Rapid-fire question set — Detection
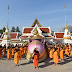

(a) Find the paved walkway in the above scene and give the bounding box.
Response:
[0,56,72,72]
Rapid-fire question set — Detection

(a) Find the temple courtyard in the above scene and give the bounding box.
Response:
[0,56,72,72]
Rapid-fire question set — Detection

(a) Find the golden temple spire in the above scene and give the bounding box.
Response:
[6,5,9,30]
[64,3,67,29]
[7,19,8,30]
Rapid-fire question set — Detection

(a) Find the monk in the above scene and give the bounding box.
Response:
[20,46,23,57]
[2,46,6,57]
[33,50,39,68]
[70,44,72,58]
[65,47,69,57]
[23,46,27,55]
[49,47,53,59]
[60,47,64,61]
[7,48,11,60]
[53,48,59,65]
[14,49,19,66]
[12,47,15,58]
[0,50,1,59]
[0,45,2,59]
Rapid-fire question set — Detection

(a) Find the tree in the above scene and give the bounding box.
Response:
[61,25,72,33]
[16,26,20,32]
[0,29,3,34]
[2,27,6,32]
[11,26,15,32]
[51,30,54,36]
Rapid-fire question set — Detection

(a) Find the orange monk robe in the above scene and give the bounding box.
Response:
[2,48,6,57]
[24,47,27,54]
[34,54,38,67]
[20,47,23,56]
[48,48,50,55]
[70,50,72,58]
[63,46,65,54]
[0,48,2,54]
[56,47,60,56]
[18,51,21,58]
[0,48,2,58]
[65,48,69,55]
[12,48,15,56]
[14,52,19,64]
[60,49,64,60]
[53,51,59,63]
[49,49,53,58]
[7,49,11,59]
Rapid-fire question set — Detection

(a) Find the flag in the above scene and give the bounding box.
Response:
[8,5,9,10]
[64,4,66,8]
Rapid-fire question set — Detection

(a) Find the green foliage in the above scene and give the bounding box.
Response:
[3,27,6,32]
[61,25,72,33]
[0,27,6,34]
[0,29,3,34]
[16,26,20,32]
[51,30,54,36]
[11,26,15,32]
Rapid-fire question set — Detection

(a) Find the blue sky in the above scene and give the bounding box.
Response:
[0,0,72,32]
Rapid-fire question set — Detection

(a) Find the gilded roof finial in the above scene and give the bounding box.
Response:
[6,5,9,30]
[64,3,68,29]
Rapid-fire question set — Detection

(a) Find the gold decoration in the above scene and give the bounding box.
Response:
[31,36,42,40]
[26,48,47,62]
[34,27,39,36]
[7,19,8,30]
[63,37,71,39]
[31,18,42,27]
[65,24,67,29]
[29,41,42,45]
[67,32,69,35]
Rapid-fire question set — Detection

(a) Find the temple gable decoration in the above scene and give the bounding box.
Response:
[31,18,42,27]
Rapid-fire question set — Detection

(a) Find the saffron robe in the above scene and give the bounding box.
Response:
[12,48,15,56]
[14,52,19,64]
[34,54,38,67]
[60,49,64,60]
[7,49,11,59]
[70,50,72,58]
[53,51,59,63]
[65,48,69,55]
[0,48,2,58]
[2,48,6,56]
[49,49,53,58]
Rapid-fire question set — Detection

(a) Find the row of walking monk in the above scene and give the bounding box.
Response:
[0,43,72,68]
[45,43,72,65]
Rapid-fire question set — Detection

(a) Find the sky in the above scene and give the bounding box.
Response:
[0,0,72,32]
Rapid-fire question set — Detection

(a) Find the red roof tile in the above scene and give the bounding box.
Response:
[10,33,17,39]
[23,28,33,33]
[55,33,64,38]
[22,36,28,37]
[11,39,20,41]
[53,39,63,41]
[1,33,18,39]
[23,28,50,33]
[40,28,50,33]
[0,39,2,41]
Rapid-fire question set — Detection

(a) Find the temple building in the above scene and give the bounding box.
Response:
[0,18,53,46]
[21,18,53,43]
[54,4,72,44]
[0,4,72,46]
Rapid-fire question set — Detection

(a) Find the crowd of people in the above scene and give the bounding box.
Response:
[45,43,72,65]
[0,44,27,66]
[0,43,72,68]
